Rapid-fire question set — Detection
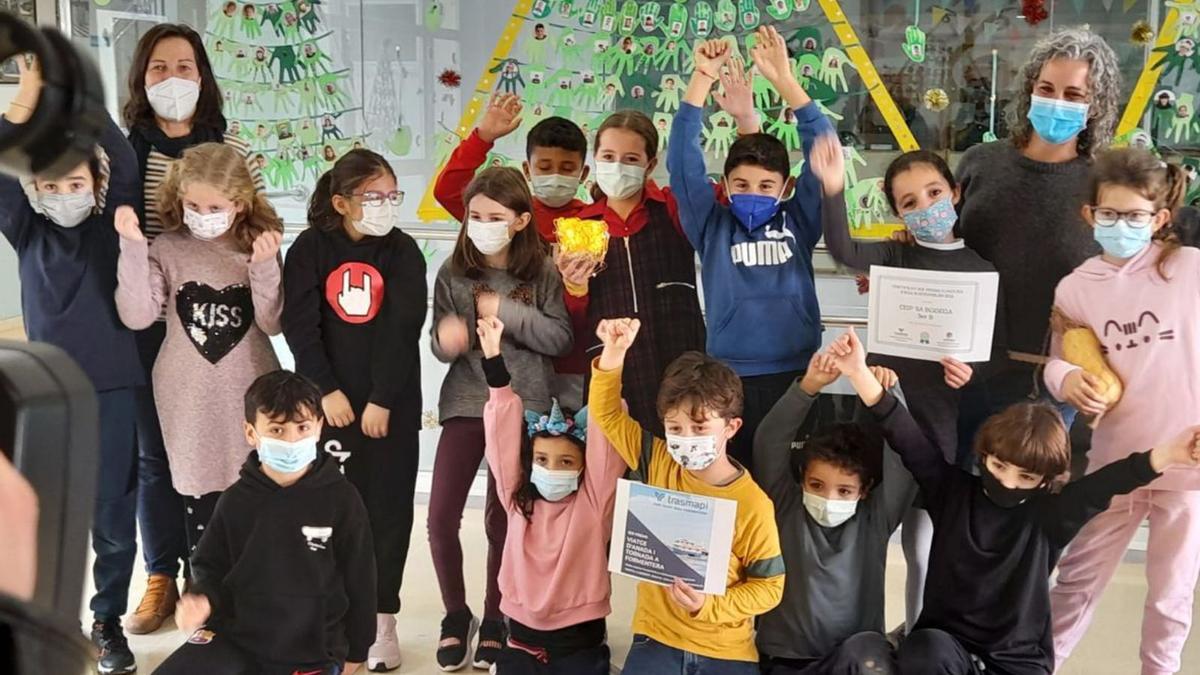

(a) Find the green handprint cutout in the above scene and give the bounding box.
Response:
[842,144,866,186]
[580,0,602,27]
[577,70,601,108]
[814,99,843,122]
[639,2,661,32]
[820,47,855,93]
[766,0,793,21]
[519,103,551,135]
[558,30,586,66]
[766,108,801,152]
[654,113,672,153]
[637,37,661,73]
[524,70,548,103]
[599,0,619,32]
[531,0,553,19]
[654,39,685,71]
[558,0,578,19]
[795,53,823,88]
[715,0,737,32]
[738,0,760,30]
[691,1,714,37]
[846,178,888,230]
[1169,93,1197,144]
[619,0,639,36]
[902,25,926,63]
[666,4,688,39]
[1152,38,1200,86]
[653,74,682,112]
[1168,2,1200,39]
[753,73,778,110]
[794,0,812,10]
[548,69,576,108]
[704,111,738,157]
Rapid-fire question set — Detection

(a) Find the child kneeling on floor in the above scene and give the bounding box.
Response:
[156,371,376,675]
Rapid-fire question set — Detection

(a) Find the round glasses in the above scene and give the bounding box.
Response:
[349,190,405,207]
[1090,207,1156,228]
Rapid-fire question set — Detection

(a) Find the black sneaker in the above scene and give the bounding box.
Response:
[90,619,136,674]
[473,618,506,670]
[437,609,478,672]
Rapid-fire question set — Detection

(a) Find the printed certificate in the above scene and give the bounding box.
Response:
[867,266,1000,362]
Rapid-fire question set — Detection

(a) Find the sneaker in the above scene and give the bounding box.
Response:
[90,619,136,674]
[472,618,506,670]
[125,573,178,635]
[368,613,402,672]
[437,609,478,672]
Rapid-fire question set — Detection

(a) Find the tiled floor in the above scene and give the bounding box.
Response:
[72,503,1197,675]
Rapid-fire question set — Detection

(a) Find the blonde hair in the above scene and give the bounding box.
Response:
[156,142,282,253]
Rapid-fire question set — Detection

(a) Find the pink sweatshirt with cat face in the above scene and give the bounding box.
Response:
[483,384,628,631]
[1045,243,1200,491]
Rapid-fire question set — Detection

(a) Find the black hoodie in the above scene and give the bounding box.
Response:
[190,451,376,666]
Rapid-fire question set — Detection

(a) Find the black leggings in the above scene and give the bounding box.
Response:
[761,631,896,674]
[184,492,222,555]
[896,629,986,675]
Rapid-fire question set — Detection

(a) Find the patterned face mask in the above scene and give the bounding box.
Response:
[901,197,957,243]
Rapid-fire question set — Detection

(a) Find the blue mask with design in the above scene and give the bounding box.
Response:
[1027,95,1089,145]
[729,191,783,232]
[1093,220,1153,259]
[902,197,958,243]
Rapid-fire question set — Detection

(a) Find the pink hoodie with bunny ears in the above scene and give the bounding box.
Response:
[484,383,628,630]
[1045,242,1200,491]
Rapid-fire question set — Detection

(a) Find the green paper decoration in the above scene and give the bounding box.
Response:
[691,1,714,37]
[738,0,760,31]
[766,0,792,21]
[667,4,688,39]
[715,0,737,32]
[531,0,553,19]
[619,0,639,35]
[639,2,661,32]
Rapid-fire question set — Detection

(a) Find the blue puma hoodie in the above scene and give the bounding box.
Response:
[667,101,832,376]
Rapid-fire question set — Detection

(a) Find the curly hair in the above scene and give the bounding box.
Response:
[1009,26,1121,159]
[156,143,283,254]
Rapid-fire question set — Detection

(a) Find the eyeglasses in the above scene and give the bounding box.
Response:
[1090,207,1157,228]
[349,190,405,207]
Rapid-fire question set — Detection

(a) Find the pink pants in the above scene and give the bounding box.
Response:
[1050,488,1200,675]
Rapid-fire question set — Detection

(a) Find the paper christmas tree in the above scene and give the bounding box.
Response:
[204,0,365,191]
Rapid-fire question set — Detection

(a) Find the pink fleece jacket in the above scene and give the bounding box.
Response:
[1045,243,1200,491]
[484,384,627,631]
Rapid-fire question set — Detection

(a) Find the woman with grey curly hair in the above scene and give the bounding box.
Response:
[956,26,1120,420]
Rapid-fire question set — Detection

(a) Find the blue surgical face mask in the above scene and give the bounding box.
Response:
[902,196,958,243]
[1027,94,1090,145]
[530,464,581,502]
[1093,219,1153,259]
[727,184,784,232]
[257,435,318,474]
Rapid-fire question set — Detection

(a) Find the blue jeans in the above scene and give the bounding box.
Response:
[622,635,758,675]
[134,323,187,578]
[89,388,140,621]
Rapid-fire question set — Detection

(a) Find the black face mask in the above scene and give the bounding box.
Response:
[979,466,1044,509]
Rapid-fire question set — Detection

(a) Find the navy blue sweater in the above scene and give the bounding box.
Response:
[0,114,143,392]
[667,101,833,377]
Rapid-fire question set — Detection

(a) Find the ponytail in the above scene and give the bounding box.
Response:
[307,171,339,232]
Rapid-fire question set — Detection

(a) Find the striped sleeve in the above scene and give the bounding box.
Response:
[693,491,785,624]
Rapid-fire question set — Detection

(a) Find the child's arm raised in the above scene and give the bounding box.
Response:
[0,57,43,248]
[1040,428,1200,547]
[248,230,285,336]
[495,258,573,358]
[810,134,897,270]
[828,329,953,508]
[589,319,653,474]
[753,353,834,511]
[433,93,522,222]
[480,316,522,513]
[363,238,429,438]
[114,230,169,331]
[667,39,731,253]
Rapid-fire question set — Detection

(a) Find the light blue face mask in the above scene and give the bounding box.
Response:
[902,197,958,243]
[257,435,318,474]
[1027,94,1090,145]
[530,464,581,502]
[1093,220,1153,259]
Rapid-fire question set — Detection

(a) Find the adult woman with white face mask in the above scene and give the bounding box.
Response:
[120,23,264,637]
[955,27,1120,422]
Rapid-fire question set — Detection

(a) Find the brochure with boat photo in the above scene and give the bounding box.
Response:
[608,479,737,595]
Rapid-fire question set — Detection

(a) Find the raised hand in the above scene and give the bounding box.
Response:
[114,206,144,242]
[692,39,732,78]
[800,352,840,395]
[437,315,471,359]
[713,57,757,128]
[596,317,641,351]
[809,133,846,196]
[250,230,283,264]
[749,25,792,85]
[361,403,390,439]
[175,593,211,634]
[477,315,505,359]
[826,328,868,375]
[477,92,523,143]
[336,268,373,317]
[322,390,356,428]
[941,357,973,390]
[8,54,41,123]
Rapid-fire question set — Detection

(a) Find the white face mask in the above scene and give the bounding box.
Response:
[595,161,646,200]
[530,174,582,208]
[353,202,397,237]
[39,191,96,228]
[803,490,859,528]
[146,77,201,122]
[530,464,581,502]
[664,434,718,470]
[467,219,513,255]
[183,207,232,240]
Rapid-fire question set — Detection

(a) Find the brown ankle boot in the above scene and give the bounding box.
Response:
[125,573,178,635]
